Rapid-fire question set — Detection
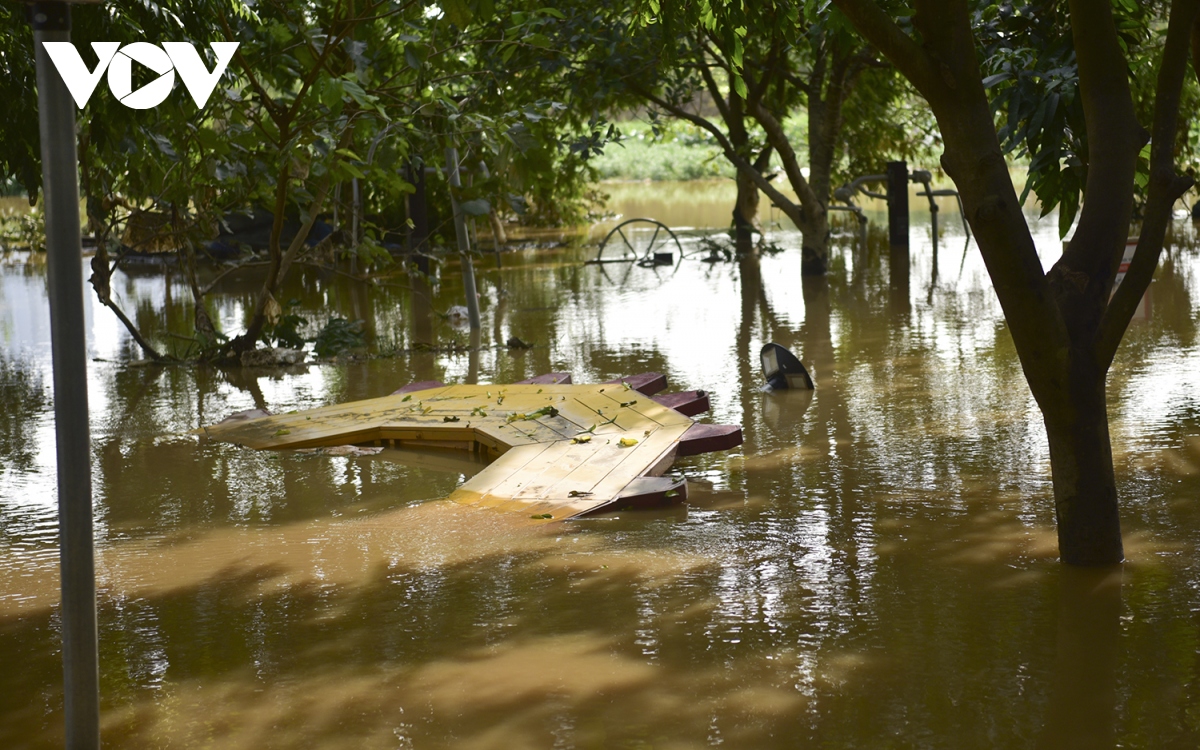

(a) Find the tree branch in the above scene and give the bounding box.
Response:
[1097,0,1200,367]
[1057,0,1145,292]
[696,43,734,129]
[630,83,803,226]
[750,98,823,216]
[276,177,333,287]
[830,0,939,93]
[218,15,286,131]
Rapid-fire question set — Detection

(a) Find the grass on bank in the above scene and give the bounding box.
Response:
[591,118,807,182]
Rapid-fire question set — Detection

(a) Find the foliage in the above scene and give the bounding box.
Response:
[0,205,44,252]
[0,0,636,361]
[0,4,44,203]
[312,317,367,358]
[977,0,1200,236]
[838,68,940,186]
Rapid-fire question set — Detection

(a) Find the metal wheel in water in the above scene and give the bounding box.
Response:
[589,218,684,267]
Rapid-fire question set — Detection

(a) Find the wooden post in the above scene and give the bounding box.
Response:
[32,2,100,747]
[886,160,909,249]
[444,145,481,331]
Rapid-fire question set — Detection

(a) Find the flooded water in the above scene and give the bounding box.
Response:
[3,181,1200,748]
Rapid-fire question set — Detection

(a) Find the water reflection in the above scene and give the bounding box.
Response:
[1037,566,1122,750]
[2,183,1200,747]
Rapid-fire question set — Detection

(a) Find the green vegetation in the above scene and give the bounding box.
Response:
[592,121,732,181]
[0,0,634,362]
[593,117,822,183]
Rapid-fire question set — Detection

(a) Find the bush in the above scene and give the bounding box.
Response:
[312,318,367,358]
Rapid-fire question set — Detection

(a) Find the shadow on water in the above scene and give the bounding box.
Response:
[1036,566,1122,750]
[0,493,1099,749]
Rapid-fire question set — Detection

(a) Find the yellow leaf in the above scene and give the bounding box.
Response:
[618,437,638,447]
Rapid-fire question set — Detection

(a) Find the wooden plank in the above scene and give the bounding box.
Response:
[201,380,744,523]
[676,423,743,456]
[482,439,596,502]
[566,391,651,432]
[452,443,553,504]
[577,476,688,516]
[515,372,572,385]
[201,390,453,446]
[590,389,694,429]
[540,425,685,501]
[604,372,667,395]
[391,379,446,395]
[651,390,710,417]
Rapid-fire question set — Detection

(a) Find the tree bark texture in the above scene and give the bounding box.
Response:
[734,166,761,247]
[1042,363,1123,566]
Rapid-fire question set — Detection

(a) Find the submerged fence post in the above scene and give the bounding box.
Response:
[886,160,909,249]
[32,2,100,748]
[444,145,482,331]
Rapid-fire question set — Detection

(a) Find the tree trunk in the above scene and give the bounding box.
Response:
[1041,369,1124,566]
[799,210,830,275]
[733,167,761,250]
[829,0,1136,565]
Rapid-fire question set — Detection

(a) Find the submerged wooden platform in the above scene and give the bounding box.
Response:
[199,375,742,522]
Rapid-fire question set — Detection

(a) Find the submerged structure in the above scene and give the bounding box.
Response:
[199,372,742,521]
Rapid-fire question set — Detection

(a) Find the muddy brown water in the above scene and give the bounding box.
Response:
[3,181,1200,748]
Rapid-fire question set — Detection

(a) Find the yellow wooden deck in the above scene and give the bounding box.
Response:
[199,383,697,521]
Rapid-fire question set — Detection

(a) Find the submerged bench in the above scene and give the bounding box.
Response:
[199,373,742,522]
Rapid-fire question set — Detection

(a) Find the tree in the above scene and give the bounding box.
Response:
[1,0,617,361]
[642,0,1198,564]
[610,4,918,271]
[819,0,1198,564]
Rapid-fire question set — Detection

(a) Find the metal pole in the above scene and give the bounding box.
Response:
[886,160,909,249]
[32,3,100,747]
[444,145,482,330]
[931,201,940,254]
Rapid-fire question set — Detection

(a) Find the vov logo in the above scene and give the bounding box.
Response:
[42,42,240,110]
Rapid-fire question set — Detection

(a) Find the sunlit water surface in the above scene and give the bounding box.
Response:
[3,182,1200,748]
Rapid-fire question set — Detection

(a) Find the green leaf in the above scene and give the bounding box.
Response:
[404,47,423,70]
[732,74,747,99]
[441,0,473,27]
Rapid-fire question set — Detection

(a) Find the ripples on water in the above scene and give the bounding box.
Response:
[2,183,1200,748]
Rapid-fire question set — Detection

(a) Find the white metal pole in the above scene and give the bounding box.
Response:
[32,2,100,747]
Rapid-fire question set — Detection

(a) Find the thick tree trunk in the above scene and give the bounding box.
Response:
[830,0,1159,565]
[733,168,761,250]
[1041,371,1124,566]
[799,211,830,275]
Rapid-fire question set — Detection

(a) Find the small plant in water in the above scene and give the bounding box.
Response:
[313,318,367,358]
